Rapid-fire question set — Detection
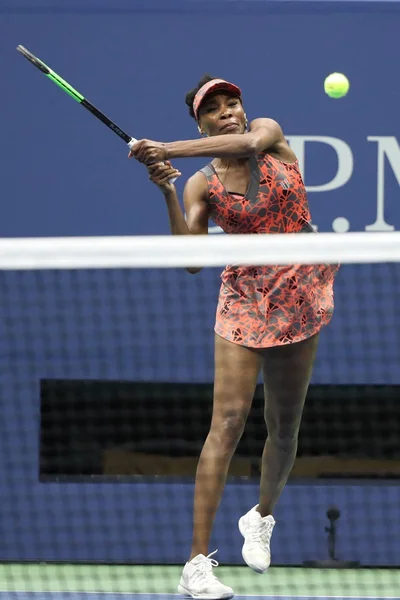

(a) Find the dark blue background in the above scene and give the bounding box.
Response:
[2,0,400,385]
[1,1,400,565]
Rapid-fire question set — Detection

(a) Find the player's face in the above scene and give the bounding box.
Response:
[198,92,246,136]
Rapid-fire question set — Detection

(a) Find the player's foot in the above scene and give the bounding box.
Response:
[178,550,234,599]
[238,505,275,573]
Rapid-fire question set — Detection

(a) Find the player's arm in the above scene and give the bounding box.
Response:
[168,118,284,159]
[178,172,209,273]
[130,119,285,163]
[148,164,209,273]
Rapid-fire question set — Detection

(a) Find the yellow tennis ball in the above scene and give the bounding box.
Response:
[324,73,350,98]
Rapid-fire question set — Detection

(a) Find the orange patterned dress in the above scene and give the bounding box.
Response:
[199,153,339,348]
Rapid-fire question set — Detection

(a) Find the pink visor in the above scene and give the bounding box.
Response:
[193,79,242,121]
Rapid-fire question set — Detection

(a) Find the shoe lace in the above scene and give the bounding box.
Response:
[250,519,274,549]
[192,550,220,584]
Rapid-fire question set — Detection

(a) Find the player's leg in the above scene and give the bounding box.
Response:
[259,333,319,513]
[191,333,262,557]
[239,333,319,573]
[179,334,262,599]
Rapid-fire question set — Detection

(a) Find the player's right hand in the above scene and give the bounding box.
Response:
[147,161,181,194]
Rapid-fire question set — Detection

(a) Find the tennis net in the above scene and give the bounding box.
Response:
[0,231,399,597]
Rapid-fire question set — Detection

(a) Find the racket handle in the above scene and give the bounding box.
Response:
[128,139,177,184]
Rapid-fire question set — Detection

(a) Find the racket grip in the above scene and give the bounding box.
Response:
[128,139,177,184]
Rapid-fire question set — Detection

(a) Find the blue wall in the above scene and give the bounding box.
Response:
[1,479,399,566]
[1,0,400,565]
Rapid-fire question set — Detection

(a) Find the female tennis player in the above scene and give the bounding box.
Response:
[129,75,339,600]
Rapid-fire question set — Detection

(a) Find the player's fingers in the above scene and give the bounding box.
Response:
[151,171,181,183]
[127,139,144,159]
[149,162,178,175]
[135,150,145,162]
[133,143,149,162]
[164,167,181,178]
[158,172,181,184]
[144,152,158,165]
[150,167,181,183]
[128,148,143,160]
[147,162,165,173]
[144,147,165,165]
[149,163,172,177]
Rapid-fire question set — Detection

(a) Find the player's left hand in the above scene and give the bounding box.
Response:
[128,139,168,164]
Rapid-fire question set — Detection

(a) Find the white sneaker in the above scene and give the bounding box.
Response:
[238,505,275,573]
[178,550,234,599]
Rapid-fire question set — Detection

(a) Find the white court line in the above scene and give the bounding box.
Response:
[2,593,399,597]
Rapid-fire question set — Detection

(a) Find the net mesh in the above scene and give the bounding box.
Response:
[0,232,399,598]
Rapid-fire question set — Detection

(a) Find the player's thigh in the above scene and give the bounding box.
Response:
[262,334,319,434]
[211,333,262,428]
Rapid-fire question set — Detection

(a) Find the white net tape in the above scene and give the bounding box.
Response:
[1,232,399,270]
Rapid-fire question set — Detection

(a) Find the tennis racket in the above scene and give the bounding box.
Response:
[16,45,177,183]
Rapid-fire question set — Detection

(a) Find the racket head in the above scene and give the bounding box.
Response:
[17,45,50,75]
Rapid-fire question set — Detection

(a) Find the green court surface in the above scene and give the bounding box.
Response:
[0,564,399,597]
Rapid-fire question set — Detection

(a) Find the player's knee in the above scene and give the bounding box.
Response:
[266,413,302,450]
[265,405,303,442]
[268,427,300,453]
[210,410,247,450]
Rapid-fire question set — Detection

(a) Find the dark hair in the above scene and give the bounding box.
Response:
[185,73,217,119]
